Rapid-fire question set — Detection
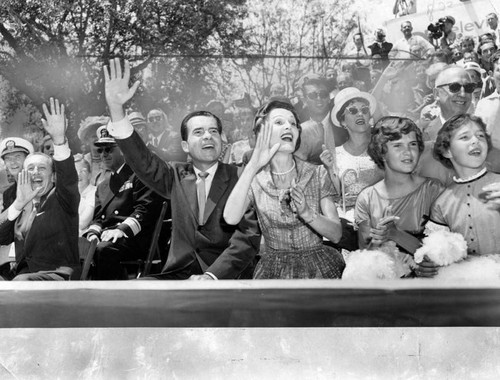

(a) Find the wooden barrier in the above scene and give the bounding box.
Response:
[1,280,500,327]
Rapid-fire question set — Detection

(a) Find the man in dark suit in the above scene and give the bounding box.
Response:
[294,74,348,164]
[103,59,260,280]
[368,28,393,70]
[85,126,163,280]
[0,98,80,280]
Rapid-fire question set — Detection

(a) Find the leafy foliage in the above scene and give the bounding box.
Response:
[0,0,360,147]
[224,0,358,104]
[0,0,247,146]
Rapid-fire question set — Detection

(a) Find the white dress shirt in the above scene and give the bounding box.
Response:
[193,162,219,201]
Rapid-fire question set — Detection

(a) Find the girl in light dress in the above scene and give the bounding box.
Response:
[354,116,444,276]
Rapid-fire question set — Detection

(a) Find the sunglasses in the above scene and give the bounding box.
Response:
[148,116,163,123]
[306,91,329,100]
[96,146,115,154]
[437,82,476,94]
[346,106,370,116]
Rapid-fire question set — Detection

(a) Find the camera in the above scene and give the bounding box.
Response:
[427,19,445,40]
[427,16,455,40]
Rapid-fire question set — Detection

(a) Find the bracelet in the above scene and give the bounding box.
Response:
[302,210,318,224]
[53,137,67,146]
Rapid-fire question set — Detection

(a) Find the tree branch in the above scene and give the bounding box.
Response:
[0,23,22,56]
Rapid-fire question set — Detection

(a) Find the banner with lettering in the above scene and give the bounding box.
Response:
[384,0,497,40]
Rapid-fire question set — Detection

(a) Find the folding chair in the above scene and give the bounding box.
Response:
[79,237,98,280]
[119,200,171,279]
[141,200,170,277]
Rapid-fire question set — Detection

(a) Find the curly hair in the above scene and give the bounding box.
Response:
[368,116,424,169]
[253,99,302,152]
[433,114,491,169]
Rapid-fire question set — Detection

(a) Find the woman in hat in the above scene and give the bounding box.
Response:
[223,99,345,279]
[324,88,383,211]
[320,87,383,250]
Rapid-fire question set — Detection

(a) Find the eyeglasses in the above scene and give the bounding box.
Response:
[436,82,476,94]
[148,116,163,123]
[346,106,370,116]
[96,146,115,154]
[306,91,329,100]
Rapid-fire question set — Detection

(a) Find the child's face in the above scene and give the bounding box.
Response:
[445,122,488,171]
[383,132,420,174]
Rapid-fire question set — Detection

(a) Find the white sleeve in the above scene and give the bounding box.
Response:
[7,204,22,221]
[107,116,134,139]
[53,141,71,161]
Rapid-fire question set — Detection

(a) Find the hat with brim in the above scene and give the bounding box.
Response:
[462,61,486,76]
[77,116,110,143]
[331,87,377,127]
[94,125,117,146]
[298,73,325,88]
[0,137,34,159]
[442,16,455,25]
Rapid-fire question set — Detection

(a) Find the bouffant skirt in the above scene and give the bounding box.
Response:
[253,245,345,279]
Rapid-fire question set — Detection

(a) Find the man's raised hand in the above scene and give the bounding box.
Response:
[41,98,66,145]
[103,58,140,120]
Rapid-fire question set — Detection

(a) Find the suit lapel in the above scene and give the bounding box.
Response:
[179,163,198,221]
[203,164,229,223]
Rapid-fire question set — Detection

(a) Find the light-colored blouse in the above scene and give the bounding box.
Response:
[335,145,383,209]
[431,171,500,256]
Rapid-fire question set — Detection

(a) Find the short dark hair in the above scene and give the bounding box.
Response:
[180,111,223,141]
[433,114,491,169]
[253,100,302,152]
[368,116,424,169]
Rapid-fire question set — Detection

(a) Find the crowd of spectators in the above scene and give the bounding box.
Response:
[1,12,500,281]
